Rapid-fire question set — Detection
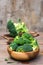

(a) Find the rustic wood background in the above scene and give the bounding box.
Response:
[0,0,43,32]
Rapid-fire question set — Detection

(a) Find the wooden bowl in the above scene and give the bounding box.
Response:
[7,46,39,61]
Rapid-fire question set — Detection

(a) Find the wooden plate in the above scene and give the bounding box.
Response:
[7,46,39,61]
[30,32,39,37]
[3,34,14,40]
[3,34,14,44]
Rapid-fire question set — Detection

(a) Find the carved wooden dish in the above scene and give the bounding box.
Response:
[7,46,39,61]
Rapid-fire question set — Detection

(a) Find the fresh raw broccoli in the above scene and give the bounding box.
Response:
[9,34,39,51]
[16,44,33,52]
[13,33,34,45]
[22,33,34,40]
[31,39,39,50]
[14,36,30,45]
[10,41,18,51]
[22,33,34,44]
[7,20,17,37]
[14,19,28,33]
[14,36,25,45]
[23,44,33,52]
[11,32,39,51]
[16,46,24,52]
[23,38,32,44]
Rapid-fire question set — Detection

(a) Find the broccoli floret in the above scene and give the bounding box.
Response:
[7,19,28,37]
[9,34,39,51]
[16,46,24,52]
[16,44,33,52]
[14,36,25,45]
[23,44,33,52]
[22,33,34,44]
[10,42,18,51]
[7,20,17,37]
[23,38,32,44]
[22,33,33,39]
[14,19,28,33]
[13,33,34,45]
[31,39,39,50]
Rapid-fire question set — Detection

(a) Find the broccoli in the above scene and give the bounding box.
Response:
[7,19,28,37]
[23,44,33,52]
[10,41,18,51]
[23,38,32,44]
[31,39,39,50]
[14,36,25,45]
[22,33,34,44]
[22,33,34,39]
[14,19,28,33]
[16,44,33,52]
[16,46,24,52]
[13,35,31,45]
[9,34,39,52]
[13,33,34,45]
[10,32,39,51]
[7,20,17,37]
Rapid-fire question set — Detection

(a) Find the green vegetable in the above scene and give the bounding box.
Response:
[10,42,18,51]
[5,58,8,61]
[22,33,34,40]
[16,46,24,52]
[16,44,33,52]
[7,20,17,37]
[13,35,31,45]
[7,62,14,64]
[17,18,21,23]
[31,39,39,50]
[10,32,39,51]
[8,19,39,52]
[14,22,28,33]
[7,19,28,37]
[22,33,34,44]
[23,44,33,52]
[14,36,25,45]
[13,33,34,45]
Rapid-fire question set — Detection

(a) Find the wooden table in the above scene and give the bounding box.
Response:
[0,32,43,65]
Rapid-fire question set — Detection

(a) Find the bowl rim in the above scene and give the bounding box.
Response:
[7,46,39,53]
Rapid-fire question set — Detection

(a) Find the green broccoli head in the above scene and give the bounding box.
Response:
[13,36,31,45]
[14,22,28,33]
[7,20,17,37]
[16,46,24,52]
[13,33,35,45]
[22,33,34,44]
[9,34,39,52]
[10,42,18,51]
[13,36,25,45]
[23,44,33,52]
[31,39,39,50]
[22,33,34,39]
[7,19,28,37]
[16,44,33,52]
[10,32,39,51]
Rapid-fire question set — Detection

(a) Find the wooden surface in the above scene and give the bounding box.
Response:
[0,32,43,65]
